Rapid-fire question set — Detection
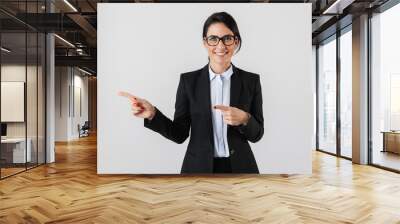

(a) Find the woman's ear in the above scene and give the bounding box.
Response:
[235,39,240,48]
[203,39,208,48]
[234,40,240,53]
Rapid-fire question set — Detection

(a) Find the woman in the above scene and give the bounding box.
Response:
[119,12,264,174]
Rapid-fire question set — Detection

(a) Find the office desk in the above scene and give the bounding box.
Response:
[1,138,32,163]
[382,131,400,154]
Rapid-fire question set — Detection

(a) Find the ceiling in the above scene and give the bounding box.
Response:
[0,0,393,75]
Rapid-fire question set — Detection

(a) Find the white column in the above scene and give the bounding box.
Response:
[352,14,369,164]
[46,32,55,163]
[45,0,56,163]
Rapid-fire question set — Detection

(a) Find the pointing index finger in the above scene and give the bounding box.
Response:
[118,91,138,101]
[214,105,230,111]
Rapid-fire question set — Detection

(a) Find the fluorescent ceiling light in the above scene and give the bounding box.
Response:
[1,47,11,53]
[323,0,354,14]
[323,0,342,14]
[54,34,75,48]
[63,0,78,12]
[78,67,93,76]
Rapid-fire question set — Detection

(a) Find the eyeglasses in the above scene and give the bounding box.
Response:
[204,35,236,46]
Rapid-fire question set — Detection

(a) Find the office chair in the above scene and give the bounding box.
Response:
[79,121,90,138]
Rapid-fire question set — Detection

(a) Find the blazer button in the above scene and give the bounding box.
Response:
[230,149,235,155]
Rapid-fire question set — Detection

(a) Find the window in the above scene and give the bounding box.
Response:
[318,36,337,154]
[371,2,400,171]
[340,28,352,158]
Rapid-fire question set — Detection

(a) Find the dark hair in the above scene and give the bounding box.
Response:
[202,12,242,53]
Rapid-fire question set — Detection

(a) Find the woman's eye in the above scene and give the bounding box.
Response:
[223,36,234,41]
[209,36,218,42]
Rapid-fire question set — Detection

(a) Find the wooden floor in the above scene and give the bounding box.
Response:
[1,135,400,223]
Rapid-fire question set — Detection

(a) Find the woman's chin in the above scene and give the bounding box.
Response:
[211,56,230,64]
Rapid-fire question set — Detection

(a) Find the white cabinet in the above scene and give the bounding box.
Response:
[1,138,32,163]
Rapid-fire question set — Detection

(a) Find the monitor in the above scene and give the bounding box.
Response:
[1,123,7,137]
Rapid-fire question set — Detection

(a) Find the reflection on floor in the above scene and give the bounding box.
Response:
[373,150,400,171]
[0,162,42,178]
[341,147,352,158]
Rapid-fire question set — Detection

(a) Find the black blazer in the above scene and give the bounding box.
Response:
[144,64,264,174]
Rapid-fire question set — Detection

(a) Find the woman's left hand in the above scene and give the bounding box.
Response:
[214,105,250,126]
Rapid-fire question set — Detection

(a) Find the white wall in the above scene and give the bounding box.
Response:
[55,67,89,141]
[55,67,69,141]
[98,3,313,174]
[72,72,89,138]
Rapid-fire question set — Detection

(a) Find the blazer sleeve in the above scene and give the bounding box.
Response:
[143,74,191,144]
[237,75,264,143]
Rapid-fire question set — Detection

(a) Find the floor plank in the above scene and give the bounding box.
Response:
[1,134,400,223]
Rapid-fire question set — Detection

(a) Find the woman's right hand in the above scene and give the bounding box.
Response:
[118,91,156,120]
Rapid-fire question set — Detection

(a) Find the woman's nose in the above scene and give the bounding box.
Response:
[216,40,226,49]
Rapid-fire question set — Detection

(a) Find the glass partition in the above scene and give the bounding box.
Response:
[317,36,337,155]
[38,32,45,165]
[1,31,28,177]
[0,1,46,179]
[27,30,38,169]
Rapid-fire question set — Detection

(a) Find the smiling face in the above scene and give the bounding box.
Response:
[203,22,239,68]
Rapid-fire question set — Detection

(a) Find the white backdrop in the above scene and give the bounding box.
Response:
[98,3,313,174]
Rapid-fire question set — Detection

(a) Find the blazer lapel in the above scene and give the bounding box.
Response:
[230,64,242,109]
[198,65,215,148]
[198,64,212,117]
